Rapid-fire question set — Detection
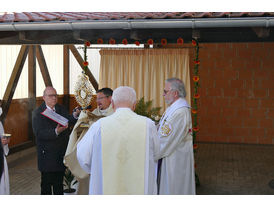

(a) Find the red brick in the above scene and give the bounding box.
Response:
[209,68,223,79]
[235,108,251,118]
[207,88,222,97]
[200,97,214,106]
[249,128,266,137]
[231,58,245,69]
[238,48,253,59]
[222,107,236,116]
[217,43,232,49]
[223,68,239,79]
[199,135,215,142]
[261,99,274,107]
[251,108,268,118]
[234,43,248,49]
[230,98,244,107]
[245,59,261,69]
[239,69,254,79]
[215,97,229,107]
[259,119,273,128]
[258,137,272,144]
[215,79,230,88]
[233,127,250,136]
[220,127,234,136]
[215,136,229,143]
[268,109,274,118]
[223,88,237,97]
[247,42,264,49]
[207,107,222,116]
[230,80,244,89]
[215,58,230,69]
[227,116,243,127]
[254,69,269,79]
[266,128,274,137]
[237,89,254,98]
[261,80,274,89]
[228,136,244,143]
[243,118,259,127]
[223,49,236,59]
[253,89,268,98]
[243,136,258,144]
[244,99,260,108]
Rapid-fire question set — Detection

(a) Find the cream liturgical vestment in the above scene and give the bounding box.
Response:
[0,107,9,195]
[77,108,160,195]
[64,105,114,194]
[156,98,196,195]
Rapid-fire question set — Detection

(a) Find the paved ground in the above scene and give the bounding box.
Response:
[6,143,274,195]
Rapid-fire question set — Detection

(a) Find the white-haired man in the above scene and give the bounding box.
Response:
[77,86,160,195]
[156,78,196,195]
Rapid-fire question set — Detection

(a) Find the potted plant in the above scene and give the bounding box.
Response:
[63,167,78,195]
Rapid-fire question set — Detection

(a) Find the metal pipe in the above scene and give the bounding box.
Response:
[0,17,273,31]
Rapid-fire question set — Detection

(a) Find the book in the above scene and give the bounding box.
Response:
[41,108,69,127]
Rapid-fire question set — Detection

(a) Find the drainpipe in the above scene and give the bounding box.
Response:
[0,17,273,31]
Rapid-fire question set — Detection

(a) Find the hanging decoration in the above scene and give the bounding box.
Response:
[74,41,93,110]
[192,38,200,186]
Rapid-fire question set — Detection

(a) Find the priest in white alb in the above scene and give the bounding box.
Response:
[0,106,10,195]
[77,86,160,195]
[64,87,114,194]
[156,78,196,195]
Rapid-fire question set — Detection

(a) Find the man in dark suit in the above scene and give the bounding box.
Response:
[32,86,80,195]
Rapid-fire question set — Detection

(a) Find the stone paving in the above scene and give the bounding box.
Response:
[6,143,274,195]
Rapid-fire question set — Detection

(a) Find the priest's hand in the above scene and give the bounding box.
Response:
[55,124,68,135]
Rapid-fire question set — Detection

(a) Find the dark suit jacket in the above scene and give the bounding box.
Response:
[32,102,77,172]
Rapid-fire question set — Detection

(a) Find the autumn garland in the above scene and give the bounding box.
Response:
[192,38,200,186]
[83,41,90,74]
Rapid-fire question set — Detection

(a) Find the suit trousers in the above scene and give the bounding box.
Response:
[41,171,64,195]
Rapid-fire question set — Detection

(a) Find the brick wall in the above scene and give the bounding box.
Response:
[190,42,274,145]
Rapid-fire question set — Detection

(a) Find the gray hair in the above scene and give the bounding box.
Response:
[112,86,137,105]
[166,78,186,98]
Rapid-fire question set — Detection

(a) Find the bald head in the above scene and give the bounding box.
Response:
[111,86,137,111]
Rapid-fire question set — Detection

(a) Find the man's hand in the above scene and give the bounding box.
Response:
[56,124,68,135]
[1,137,10,145]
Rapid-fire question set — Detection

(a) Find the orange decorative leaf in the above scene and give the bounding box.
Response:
[161,38,167,46]
[85,41,91,47]
[194,93,200,99]
[193,144,198,149]
[193,127,199,132]
[177,37,184,45]
[97,38,103,44]
[147,39,154,45]
[135,41,140,46]
[122,38,128,45]
[193,76,200,82]
[194,60,200,65]
[83,61,89,66]
[192,109,198,114]
[109,38,116,44]
[192,39,197,46]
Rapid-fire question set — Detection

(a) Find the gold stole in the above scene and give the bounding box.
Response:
[101,110,146,194]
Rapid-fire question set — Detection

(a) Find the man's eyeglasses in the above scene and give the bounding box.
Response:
[97,96,109,101]
[163,89,172,94]
[46,94,57,98]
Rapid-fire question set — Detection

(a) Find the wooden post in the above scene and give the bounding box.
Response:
[63,45,70,110]
[36,45,53,87]
[28,45,36,141]
[68,45,98,91]
[0,45,29,124]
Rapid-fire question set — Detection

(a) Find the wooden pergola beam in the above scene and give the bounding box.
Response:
[36,45,53,87]
[68,45,98,91]
[63,45,70,110]
[0,45,29,124]
[28,45,36,141]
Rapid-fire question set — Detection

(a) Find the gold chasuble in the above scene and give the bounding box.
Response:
[101,109,146,194]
